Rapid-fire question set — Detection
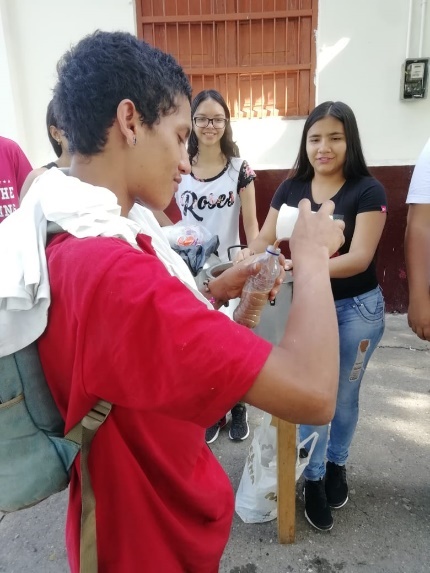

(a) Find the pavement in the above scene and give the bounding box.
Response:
[0,314,429,573]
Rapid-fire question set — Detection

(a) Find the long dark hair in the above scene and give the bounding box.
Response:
[290,101,371,181]
[187,89,239,163]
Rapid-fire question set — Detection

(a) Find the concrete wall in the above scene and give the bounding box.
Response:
[234,0,430,169]
[0,1,24,145]
[0,0,135,165]
[315,0,430,167]
[0,0,428,169]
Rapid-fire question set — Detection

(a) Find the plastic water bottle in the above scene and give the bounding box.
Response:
[233,245,281,328]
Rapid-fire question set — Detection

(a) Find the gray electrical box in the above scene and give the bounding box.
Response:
[401,58,429,100]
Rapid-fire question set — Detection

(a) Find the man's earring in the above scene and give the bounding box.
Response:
[132,135,137,146]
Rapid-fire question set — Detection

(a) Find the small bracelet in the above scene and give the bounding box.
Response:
[203,279,229,307]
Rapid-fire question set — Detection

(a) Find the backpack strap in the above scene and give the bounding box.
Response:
[66,400,112,573]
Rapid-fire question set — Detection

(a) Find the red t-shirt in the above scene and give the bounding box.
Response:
[38,232,272,573]
[0,136,32,223]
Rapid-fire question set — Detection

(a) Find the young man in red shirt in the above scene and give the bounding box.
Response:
[32,31,344,572]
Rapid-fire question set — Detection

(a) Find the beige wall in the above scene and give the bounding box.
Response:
[0,0,135,166]
[316,0,430,167]
[0,0,429,169]
[235,0,430,169]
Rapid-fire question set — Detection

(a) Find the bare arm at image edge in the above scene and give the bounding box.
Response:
[240,180,259,245]
[235,207,279,261]
[405,203,430,341]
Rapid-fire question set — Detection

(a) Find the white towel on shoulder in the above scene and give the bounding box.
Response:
[0,168,210,357]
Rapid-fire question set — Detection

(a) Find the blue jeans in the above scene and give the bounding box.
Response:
[299,286,385,481]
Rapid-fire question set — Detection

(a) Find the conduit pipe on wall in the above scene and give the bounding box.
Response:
[406,0,413,57]
[418,0,428,57]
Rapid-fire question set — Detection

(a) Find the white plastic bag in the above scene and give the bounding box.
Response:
[161,221,212,248]
[235,412,277,523]
[235,414,318,523]
[295,431,319,481]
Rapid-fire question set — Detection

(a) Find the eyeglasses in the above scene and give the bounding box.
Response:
[193,116,228,129]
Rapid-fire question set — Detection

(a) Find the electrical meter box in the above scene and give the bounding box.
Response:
[401,58,429,100]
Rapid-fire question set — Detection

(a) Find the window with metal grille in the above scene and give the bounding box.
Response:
[136,0,317,118]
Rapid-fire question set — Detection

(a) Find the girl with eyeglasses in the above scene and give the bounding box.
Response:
[176,89,259,444]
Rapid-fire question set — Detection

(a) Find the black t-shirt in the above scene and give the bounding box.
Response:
[42,162,58,170]
[271,176,387,300]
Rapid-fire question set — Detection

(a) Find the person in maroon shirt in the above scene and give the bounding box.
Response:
[38,31,344,572]
[0,135,32,222]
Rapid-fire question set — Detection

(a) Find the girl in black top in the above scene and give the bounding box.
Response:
[244,101,387,532]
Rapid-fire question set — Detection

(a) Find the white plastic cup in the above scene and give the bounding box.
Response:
[276,204,336,240]
[276,205,301,240]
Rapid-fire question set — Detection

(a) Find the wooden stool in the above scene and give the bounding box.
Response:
[272,417,296,543]
[256,277,295,542]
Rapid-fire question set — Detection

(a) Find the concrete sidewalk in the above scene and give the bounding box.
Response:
[0,314,429,573]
